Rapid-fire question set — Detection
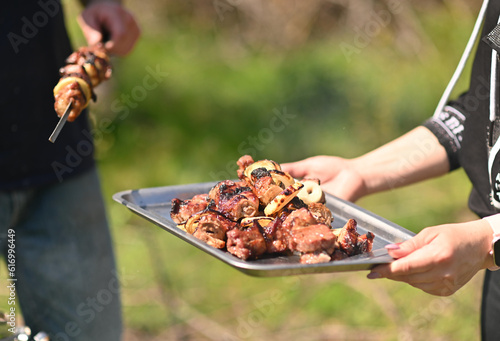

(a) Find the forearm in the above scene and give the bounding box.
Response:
[350,126,450,196]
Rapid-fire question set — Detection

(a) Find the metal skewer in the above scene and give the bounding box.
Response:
[48,98,73,143]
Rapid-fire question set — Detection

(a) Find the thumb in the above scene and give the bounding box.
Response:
[385,235,424,259]
[77,13,103,46]
[281,160,310,179]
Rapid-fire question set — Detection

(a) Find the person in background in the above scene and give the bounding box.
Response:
[1,0,140,339]
[283,1,500,340]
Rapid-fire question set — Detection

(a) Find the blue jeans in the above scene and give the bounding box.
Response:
[0,168,122,341]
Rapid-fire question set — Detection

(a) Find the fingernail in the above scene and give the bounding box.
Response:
[367,272,381,279]
[385,243,400,251]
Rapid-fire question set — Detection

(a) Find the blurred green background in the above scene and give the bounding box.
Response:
[25,0,490,339]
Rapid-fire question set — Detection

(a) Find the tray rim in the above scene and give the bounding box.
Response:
[113,181,415,277]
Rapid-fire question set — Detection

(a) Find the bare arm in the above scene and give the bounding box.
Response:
[282,126,450,202]
[351,125,450,196]
[284,125,498,296]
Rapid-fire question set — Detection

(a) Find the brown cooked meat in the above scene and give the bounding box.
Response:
[226,222,267,260]
[288,224,337,254]
[170,194,210,224]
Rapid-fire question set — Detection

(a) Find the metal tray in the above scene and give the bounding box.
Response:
[113,182,415,277]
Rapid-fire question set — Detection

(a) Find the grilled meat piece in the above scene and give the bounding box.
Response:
[289,224,336,254]
[218,193,260,221]
[300,251,332,264]
[259,213,289,254]
[59,64,93,90]
[65,44,111,87]
[53,43,111,121]
[250,168,283,205]
[356,232,375,253]
[335,219,360,256]
[331,249,349,261]
[53,81,89,121]
[170,194,210,224]
[237,155,255,179]
[187,211,236,249]
[282,207,317,231]
[209,180,260,220]
[307,202,333,225]
[227,222,267,260]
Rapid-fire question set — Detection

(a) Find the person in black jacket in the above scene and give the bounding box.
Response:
[283,0,500,340]
[0,0,139,339]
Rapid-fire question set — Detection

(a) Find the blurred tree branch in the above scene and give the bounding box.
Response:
[128,0,482,54]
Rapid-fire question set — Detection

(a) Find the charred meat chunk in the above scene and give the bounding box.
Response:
[237,155,255,179]
[308,202,333,225]
[209,180,260,220]
[282,207,317,231]
[356,232,375,253]
[170,194,210,224]
[227,222,267,260]
[187,211,236,249]
[250,168,283,205]
[300,252,332,264]
[288,224,336,255]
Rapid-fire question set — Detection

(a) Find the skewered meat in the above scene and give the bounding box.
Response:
[54,81,89,122]
[171,155,376,264]
[53,43,111,121]
[65,45,112,87]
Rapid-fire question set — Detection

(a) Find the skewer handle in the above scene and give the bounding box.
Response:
[48,99,73,143]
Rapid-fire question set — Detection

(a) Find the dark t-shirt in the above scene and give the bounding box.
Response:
[0,0,95,190]
[423,0,500,219]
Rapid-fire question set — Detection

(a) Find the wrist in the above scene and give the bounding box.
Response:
[482,214,500,270]
[349,156,387,197]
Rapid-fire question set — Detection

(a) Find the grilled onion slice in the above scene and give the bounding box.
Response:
[269,169,295,188]
[297,180,325,204]
[53,76,91,106]
[264,182,304,216]
[243,159,281,180]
